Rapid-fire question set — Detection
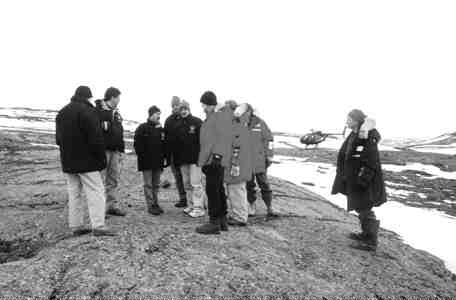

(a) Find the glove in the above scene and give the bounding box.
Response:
[211,154,222,167]
[265,158,272,168]
[357,166,375,188]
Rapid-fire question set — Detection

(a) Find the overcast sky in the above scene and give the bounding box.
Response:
[0,0,455,138]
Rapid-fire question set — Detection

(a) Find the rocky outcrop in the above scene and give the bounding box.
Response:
[0,146,455,299]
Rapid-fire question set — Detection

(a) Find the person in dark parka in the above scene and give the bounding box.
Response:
[173,101,206,218]
[331,109,387,251]
[164,96,187,207]
[56,86,115,236]
[134,106,169,215]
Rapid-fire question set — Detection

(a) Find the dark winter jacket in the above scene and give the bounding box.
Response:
[164,113,182,163]
[95,100,125,152]
[331,128,387,211]
[55,97,106,174]
[173,114,203,166]
[133,121,167,171]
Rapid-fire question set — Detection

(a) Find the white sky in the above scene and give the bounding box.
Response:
[0,0,455,138]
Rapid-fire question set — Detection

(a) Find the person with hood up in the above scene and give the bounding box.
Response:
[133,106,169,215]
[56,86,116,236]
[164,96,188,208]
[223,102,253,226]
[245,105,278,217]
[195,91,232,234]
[331,109,387,251]
[173,100,205,218]
[95,87,126,217]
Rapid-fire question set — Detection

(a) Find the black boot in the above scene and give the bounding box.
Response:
[196,218,221,235]
[220,215,229,232]
[348,216,368,241]
[350,219,379,251]
[175,199,187,208]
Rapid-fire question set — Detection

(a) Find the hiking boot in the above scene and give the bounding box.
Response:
[175,200,187,208]
[196,219,221,235]
[267,207,279,218]
[248,202,256,217]
[92,227,117,237]
[183,207,193,214]
[227,217,247,227]
[220,215,229,232]
[156,205,164,214]
[348,232,368,241]
[350,219,379,252]
[148,206,162,216]
[188,208,205,218]
[106,207,126,216]
[71,226,92,236]
[160,179,171,189]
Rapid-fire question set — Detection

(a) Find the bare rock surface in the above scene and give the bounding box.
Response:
[0,140,455,298]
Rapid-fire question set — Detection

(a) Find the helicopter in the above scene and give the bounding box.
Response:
[299,129,345,149]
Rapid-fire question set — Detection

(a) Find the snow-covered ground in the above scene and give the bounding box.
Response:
[410,143,456,155]
[269,155,456,273]
[273,134,399,152]
[383,163,456,180]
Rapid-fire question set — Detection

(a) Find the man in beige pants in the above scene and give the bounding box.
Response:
[56,86,116,236]
[95,87,126,216]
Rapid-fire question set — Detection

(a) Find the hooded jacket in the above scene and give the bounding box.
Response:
[331,118,387,211]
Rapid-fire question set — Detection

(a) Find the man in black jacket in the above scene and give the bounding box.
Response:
[56,86,116,236]
[95,87,126,217]
[134,106,168,215]
[164,96,187,208]
[173,100,205,218]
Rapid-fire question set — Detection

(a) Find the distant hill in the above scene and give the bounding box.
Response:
[0,106,141,133]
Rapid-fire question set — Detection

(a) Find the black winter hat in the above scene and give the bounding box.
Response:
[200,91,217,106]
[74,86,93,99]
[148,105,161,116]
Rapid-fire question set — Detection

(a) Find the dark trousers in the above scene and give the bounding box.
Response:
[202,164,227,220]
[171,163,186,201]
[247,172,272,207]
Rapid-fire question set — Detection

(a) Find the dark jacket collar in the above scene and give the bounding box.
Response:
[71,96,94,108]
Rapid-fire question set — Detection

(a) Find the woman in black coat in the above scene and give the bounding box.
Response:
[134,106,169,216]
[331,109,387,251]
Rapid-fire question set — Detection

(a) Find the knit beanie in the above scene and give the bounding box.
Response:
[171,96,181,106]
[348,109,367,124]
[74,86,92,99]
[148,105,161,116]
[200,91,217,106]
[179,100,190,111]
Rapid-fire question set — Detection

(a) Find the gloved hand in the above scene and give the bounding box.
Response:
[211,154,222,167]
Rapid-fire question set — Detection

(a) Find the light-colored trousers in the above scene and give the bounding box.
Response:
[226,182,248,223]
[101,150,121,208]
[65,171,106,229]
[180,164,205,211]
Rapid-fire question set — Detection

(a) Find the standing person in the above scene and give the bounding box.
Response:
[95,87,126,217]
[56,86,116,236]
[173,100,205,217]
[223,102,253,226]
[331,109,387,251]
[245,105,278,217]
[164,96,187,208]
[196,91,232,234]
[134,106,168,215]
